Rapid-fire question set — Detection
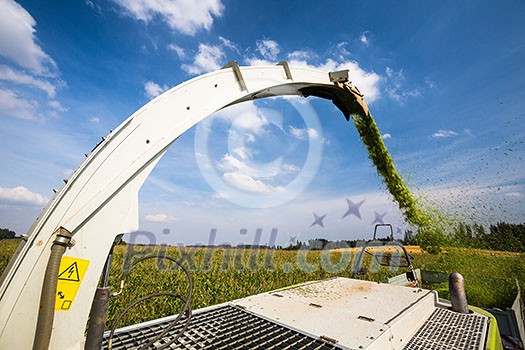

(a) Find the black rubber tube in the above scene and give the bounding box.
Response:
[85,287,112,350]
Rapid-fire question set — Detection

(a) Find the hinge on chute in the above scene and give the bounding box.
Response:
[222,61,248,92]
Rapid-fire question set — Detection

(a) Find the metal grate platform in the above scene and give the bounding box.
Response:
[403,307,488,350]
[103,304,341,349]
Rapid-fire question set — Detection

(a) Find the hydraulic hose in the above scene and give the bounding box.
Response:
[85,235,122,350]
[33,227,72,350]
[85,287,112,350]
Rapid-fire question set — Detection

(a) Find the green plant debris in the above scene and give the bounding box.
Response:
[351,111,430,227]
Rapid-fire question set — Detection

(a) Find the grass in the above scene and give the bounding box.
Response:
[0,239,523,330]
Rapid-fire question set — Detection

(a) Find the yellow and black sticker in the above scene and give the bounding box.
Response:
[54,256,90,311]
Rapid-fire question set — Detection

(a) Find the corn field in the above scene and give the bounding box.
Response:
[0,239,524,331]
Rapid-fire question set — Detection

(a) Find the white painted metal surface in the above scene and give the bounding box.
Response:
[0,64,361,349]
[234,277,437,349]
[101,276,492,350]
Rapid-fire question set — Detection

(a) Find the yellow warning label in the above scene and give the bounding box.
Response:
[55,256,90,311]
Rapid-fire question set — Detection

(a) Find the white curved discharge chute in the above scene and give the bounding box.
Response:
[0,62,368,349]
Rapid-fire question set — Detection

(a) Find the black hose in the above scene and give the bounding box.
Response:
[85,287,112,350]
[107,255,193,350]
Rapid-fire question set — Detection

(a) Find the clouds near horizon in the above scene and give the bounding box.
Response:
[0,186,48,206]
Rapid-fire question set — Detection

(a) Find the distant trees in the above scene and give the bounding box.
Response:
[283,221,525,254]
[451,222,525,252]
[283,238,367,250]
[0,228,16,240]
[410,221,525,254]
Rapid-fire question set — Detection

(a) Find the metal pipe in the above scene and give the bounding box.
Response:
[449,272,470,313]
[33,227,72,350]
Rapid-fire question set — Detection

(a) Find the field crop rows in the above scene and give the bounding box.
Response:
[0,239,524,330]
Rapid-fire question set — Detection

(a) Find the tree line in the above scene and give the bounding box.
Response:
[403,221,525,253]
[0,228,16,240]
[2,222,524,254]
[284,221,525,254]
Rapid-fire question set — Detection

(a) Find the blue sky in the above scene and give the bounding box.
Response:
[0,0,524,246]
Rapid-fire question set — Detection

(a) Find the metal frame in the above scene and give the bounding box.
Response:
[353,225,420,289]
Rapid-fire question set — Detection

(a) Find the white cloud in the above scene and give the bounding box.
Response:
[233,146,251,160]
[85,0,103,13]
[90,116,101,124]
[425,77,436,89]
[289,126,303,139]
[387,87,421,102]
[113,0,223,36]
[167,43,187,59]
[223,172,285,194]
[0,2,64,122]
[0,185,48,205]
[219,36,239,54]
[385,67,420,102]
[289,126,319,140]
[287,50,314,61]
[244,57,273,66]
[212,192,230,199]
[381,133,392,140]
[385,67,396,79]
[143,213,178,223]
[0,0,57,75]
[307,128,319,139]
[218,153,257,177]
[231,111,268,134]
[329,42,351,59]
[432,129,458,138]
[144,80,168,99]
[49,100,68,112]
[216,138,294,193]
[505,192,523,198]
[0,88,37,120]
[359,32,369,45]
[256,39,280,61]
[282,164,300,173]
[0,65,56,97]
[63,168,75,178]
[182,43,225,75]
[212,192,231,199]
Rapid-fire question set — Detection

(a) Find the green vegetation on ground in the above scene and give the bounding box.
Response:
[0,239,523,330]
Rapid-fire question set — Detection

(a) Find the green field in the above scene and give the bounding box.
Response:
[1,239,524,330]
